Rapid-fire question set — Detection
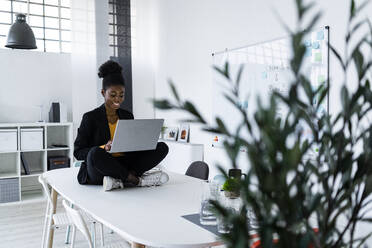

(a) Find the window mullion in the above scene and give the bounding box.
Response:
[42,0,45,52]
[2,0,70,53]
[58,0,61,52]
[113,0,116,57]
[27,0,30,23]
[10,0,14,23]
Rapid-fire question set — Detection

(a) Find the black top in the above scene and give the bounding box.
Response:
[74,104,134,161]
[74,104,133,184]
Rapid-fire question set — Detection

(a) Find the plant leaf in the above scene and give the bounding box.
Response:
[350,0,356,21]
[352,47,365,80]
[168,80,180,103]
[183,101,207,124]
[346,19,367,42]
[152,99,174,109]
[213,63,230,80]
[328,42,346,70]
[305,11,322,34]
[215,117,230,135]
[235,64,244,90]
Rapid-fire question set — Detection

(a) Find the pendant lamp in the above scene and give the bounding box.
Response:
[5,13,37,49]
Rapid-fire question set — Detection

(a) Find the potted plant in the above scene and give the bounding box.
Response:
[154,0,372,247]
[222,177,240,199]
[160,126,167,139]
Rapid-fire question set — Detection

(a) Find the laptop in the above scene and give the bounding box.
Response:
[109,119,164,153]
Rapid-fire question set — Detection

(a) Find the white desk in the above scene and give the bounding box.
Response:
[43,168,222,248]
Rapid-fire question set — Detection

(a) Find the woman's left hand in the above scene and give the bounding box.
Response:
[104,140,112,151]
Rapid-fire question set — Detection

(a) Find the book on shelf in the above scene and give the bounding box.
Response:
[21,153,31,175]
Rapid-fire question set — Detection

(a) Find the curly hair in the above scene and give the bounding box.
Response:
[98,60,125,90]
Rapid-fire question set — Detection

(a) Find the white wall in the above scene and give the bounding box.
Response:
[95,0,110,106]
[0,49,72,123]
[152,0,299,177]
[133,0,372,243]
[0,0,99,134]
[131,0,158,118]
[71,0,98,135]
[133,0,372,174]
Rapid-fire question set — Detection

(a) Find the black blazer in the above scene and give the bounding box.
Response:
[74,104,134,184]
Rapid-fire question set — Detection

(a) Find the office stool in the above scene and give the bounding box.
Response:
[62,200,128,248]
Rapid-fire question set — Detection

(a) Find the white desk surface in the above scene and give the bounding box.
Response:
[43,168,222,248]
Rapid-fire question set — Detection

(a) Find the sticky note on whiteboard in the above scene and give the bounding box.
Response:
[318,75,326,83]
[312,41,320,49]
[317,31,324,40]
[314,53,322,63]
[262,71,268,79]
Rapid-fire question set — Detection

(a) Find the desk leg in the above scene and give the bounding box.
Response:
[132,242,145,248]
[47,189,58,248]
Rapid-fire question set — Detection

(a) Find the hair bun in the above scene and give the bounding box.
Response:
[98,60,122,78]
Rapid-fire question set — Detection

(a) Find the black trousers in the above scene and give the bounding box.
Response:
[85,142,169,185]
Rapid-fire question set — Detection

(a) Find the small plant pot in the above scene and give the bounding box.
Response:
[224,190,240,199]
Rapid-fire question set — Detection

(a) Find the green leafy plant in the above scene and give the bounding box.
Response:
[222,177,240,192]
[154,0,372,247]
[160,126,167,138]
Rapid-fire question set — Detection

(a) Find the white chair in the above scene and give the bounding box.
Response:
[38,174,104,248]
[64,161,112,242]
[62,200,128,248]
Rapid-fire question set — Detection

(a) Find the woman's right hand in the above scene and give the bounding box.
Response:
[104,140,112,151]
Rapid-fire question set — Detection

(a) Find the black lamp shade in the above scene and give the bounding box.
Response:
[5,13,37,49]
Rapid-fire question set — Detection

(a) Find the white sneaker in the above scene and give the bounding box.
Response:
[139,171,169,187]
[103,176,124,191]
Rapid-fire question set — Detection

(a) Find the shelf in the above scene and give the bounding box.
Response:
[46,147,70,151]
[0,172,19,179]
[47,125,71,149]
[0,150,18,154]
[0,122,44,128]
[0,153,19,177]
[1,150,48,153]
[21,190,45,202]
[21,151,45,174]
[20,149,45,152]
[21,171,43,177]
[0,122,72,127]
[47,149,70,157]
[44,122,72,126]
[0,123,72,204]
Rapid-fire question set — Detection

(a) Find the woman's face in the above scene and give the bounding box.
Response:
[102,85,125,110]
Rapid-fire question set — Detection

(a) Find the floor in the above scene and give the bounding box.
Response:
[0,199,130,248]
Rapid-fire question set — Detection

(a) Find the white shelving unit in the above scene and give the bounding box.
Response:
[0,123,73,204]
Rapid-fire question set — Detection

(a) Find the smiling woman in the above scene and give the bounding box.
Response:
[74,60,170,191]
[99,60,126,125]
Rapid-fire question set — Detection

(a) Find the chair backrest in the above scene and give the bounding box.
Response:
[185,161,209,180]
[38,175,53,205]
[62,200,93,248]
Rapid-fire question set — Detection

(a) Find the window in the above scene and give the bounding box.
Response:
[108,0,132,57]
[0,0,71,53]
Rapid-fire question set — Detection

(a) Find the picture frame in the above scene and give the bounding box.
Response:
[178,124,189,142]
[164,127,178,141]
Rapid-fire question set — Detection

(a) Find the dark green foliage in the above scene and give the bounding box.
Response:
[222,178,240,193]
[153,0,372,247]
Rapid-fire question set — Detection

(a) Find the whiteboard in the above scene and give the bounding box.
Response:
[211,27,329,150]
